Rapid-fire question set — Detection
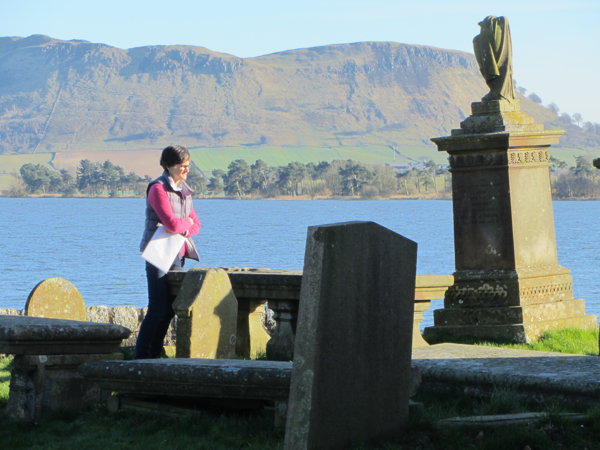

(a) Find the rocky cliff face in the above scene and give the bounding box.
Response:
[0,35,561,154]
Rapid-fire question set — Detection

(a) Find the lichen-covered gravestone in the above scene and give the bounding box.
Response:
[284,221,417,449]
[25,277,86,321]
[173,268,238,358]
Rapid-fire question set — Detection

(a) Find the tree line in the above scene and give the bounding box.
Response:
[11,156,600,199]
[550,156,600,199]
[17,160,151,196]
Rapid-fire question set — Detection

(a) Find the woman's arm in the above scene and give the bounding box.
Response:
[147,183,193,234]
[185,207,201,237]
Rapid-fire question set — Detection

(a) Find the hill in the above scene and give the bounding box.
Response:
[0,34,598,178]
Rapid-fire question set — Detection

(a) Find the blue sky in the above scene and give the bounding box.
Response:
[4,0,600,123]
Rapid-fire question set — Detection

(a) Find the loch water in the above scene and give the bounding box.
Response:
[1,197,598,328]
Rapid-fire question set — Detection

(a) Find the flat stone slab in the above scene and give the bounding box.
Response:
[413,343,600,401]
[0,315,131,354]
[80,358,292,401]
[437,412,587,428]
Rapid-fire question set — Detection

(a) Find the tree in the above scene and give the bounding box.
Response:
[250,159,273,195]
[100,160,124,193]
[224,159,251,196]
[77,159,97,194]
[423,160,439,194]
[186,164,207,193]
[339,161,374,196]
[207,169,225,194]
[528,92,542,103]
[277,162,307,196]
[19,163,59,194]
[572,113,584,127]
[371,164,397,197]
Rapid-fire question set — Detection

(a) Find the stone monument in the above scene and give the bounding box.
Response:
[424,16,597,343]
[284,221,417,449]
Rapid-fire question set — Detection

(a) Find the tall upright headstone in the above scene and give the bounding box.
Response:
[284,221,417,449]
[424,16,596,343]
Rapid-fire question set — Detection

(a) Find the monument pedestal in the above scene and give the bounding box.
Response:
[424,100,596,343]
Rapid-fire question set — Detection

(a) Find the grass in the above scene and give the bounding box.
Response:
[426,328,599,356]
[187,145,443,173]
[1,328,599,449]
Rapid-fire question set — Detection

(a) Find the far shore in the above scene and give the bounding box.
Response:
[3,192,600,201]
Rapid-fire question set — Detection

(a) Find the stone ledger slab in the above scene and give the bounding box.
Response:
[79,358,292,401]
[0,315,131,354]
[0,315,131,421]
[284,221,417,449]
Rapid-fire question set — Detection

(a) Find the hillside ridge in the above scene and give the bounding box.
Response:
[0,35,595,156]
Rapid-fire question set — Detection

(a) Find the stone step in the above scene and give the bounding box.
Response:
[432,299,588,326]
[424,315,597,343]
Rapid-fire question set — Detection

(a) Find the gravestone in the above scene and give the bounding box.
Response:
[247,300,272,359]
[284,221,417,449]
[173,268,238,358]
[25,277,86,321]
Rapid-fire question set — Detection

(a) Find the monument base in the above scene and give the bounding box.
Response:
[423,316,597,344]
[424,267,597,343]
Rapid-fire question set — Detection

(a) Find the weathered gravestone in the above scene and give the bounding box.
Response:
[25,277,86,321]
[173,268,238,358]
[284,221,417,450]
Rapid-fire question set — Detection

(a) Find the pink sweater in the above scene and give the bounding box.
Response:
[147,183,201,255]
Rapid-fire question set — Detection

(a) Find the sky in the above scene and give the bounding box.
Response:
[3,0,600,124]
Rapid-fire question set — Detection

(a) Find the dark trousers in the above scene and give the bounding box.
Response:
[134,257,184,359]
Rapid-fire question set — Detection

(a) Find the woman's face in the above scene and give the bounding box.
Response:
[168,158,191,184]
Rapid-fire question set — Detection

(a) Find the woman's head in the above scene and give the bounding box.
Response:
[160,145,190,170]
[161,145,191,184]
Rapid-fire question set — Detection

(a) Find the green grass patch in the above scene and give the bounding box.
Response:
[0,153,54,191]
[0,153,54,174]
[0,406,283,449]
[0,357,11,408]
[426,328,599,356]
[188,145,440,173]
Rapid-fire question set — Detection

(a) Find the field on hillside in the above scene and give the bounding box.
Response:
[52,150,162,177]
[51,145,443,179]
[1,145,440,186]
[0,154,54,190]
[188,145,444,173]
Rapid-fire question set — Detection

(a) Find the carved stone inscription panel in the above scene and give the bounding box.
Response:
[452,167,514,270]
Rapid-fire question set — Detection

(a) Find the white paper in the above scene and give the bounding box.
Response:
[141,226,186,273]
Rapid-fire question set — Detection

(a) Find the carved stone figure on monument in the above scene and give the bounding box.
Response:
[473,15,516,103]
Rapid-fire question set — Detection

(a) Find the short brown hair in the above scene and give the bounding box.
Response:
[160,145,190,170]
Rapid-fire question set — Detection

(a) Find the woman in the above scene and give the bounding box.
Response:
[135,145,201,359]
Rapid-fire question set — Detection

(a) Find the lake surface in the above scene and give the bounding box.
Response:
[1,198,598,329]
